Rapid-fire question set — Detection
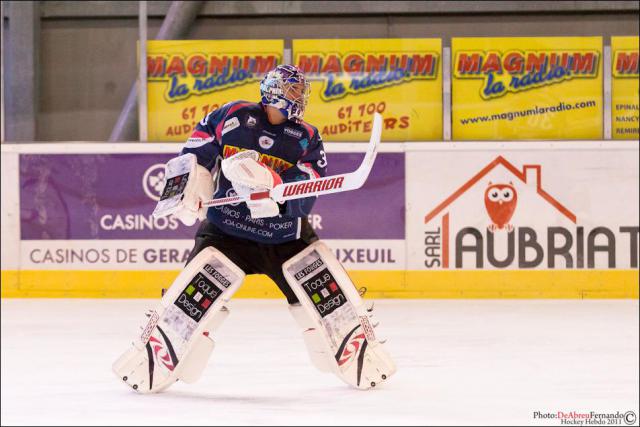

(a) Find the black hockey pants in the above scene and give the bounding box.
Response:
[186,219,318,304]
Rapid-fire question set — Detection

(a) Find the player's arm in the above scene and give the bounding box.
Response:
[279,132,328,217]
[161,104,232,226]
[180,104,232,170]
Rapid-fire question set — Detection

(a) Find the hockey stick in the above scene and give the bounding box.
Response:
[199,112,382,208]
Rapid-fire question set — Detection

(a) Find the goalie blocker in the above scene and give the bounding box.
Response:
[112,247,245,393]
[283,241,396,389]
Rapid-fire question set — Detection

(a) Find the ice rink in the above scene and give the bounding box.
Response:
[1,299,638,426]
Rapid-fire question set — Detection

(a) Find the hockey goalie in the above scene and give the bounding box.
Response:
[112,64,396,393]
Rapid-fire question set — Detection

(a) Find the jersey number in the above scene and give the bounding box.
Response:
[317,150,327,168]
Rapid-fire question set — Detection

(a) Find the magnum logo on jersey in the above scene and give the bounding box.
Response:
[296,51,439,101]
[222,145,293,174]
[147,53,282,102]
[454,49,600,100]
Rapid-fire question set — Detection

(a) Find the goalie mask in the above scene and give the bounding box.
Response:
[260,64,310,122]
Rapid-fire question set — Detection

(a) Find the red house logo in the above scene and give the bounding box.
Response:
[424,156,577,269]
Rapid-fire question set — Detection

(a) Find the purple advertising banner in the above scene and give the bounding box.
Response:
[20,152,404,240]
[315,152,404,239]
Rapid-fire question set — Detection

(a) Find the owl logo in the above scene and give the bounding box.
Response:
[484,182,517,232]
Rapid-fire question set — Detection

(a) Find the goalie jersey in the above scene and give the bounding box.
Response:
[181,101,327,244]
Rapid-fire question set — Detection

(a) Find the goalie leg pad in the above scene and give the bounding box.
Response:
[113,247,245,393]
[177,306,229,384]
[282,241,397,390]
[288,304,333,373]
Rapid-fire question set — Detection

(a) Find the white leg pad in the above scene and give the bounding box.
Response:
[282,241,397,390]
[177,306,229,384]
[177,334,215,384]
[113,248,244,393]
[289,304,333,373]
[301,329,334,373]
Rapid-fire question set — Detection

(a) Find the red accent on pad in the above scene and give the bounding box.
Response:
[264,163,283,186]
[250,191,270,200]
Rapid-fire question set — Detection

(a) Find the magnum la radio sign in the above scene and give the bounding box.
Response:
[293,38,442,142]
[146,40,283,141]
[452,37,603,140]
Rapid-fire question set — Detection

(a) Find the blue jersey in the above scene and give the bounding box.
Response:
[180,101,327,244]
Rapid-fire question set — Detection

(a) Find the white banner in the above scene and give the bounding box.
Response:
[3,141,638,298]
[19,239,404,271]
[406,141,639,271]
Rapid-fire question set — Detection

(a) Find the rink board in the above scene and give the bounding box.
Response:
[1,142,638,298]
[1,269,637,299]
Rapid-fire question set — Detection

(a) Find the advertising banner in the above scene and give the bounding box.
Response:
[452,37,603,140]
[146,40,283,141]
[2,141,637,299]
[293,38,442,142]
[18,151,405,273]
[611,36,639,140]
[406,142,639,297]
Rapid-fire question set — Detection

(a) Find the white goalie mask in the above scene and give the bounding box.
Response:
[260,64,310,122]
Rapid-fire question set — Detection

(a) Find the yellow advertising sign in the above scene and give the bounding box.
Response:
[293,39,442,142]
[611,36,639,140]
[452,37,603,140]
[146,40,283,141]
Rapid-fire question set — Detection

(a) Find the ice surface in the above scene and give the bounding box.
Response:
[1,299,638,426]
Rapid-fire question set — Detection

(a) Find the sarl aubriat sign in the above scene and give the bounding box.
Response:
[407,144,639,271]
